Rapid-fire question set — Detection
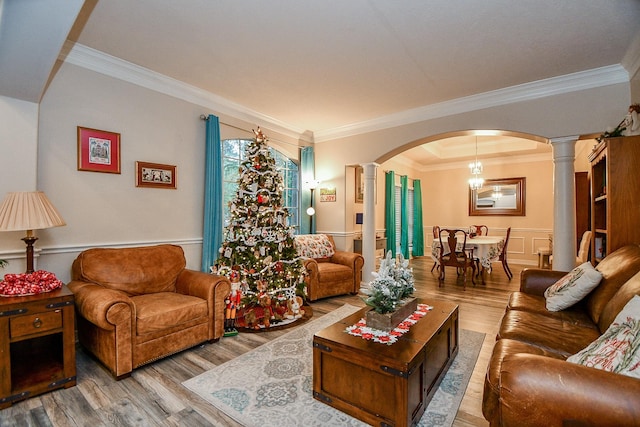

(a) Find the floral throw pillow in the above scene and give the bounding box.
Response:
[544,262,603,311]
[294,234,335,259]
[567,295,640,378]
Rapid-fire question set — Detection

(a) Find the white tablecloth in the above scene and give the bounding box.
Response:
[431,236,504,269]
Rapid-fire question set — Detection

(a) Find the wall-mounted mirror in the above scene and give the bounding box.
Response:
[469,177,526,216]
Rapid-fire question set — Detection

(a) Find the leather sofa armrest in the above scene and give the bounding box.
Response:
[330,251,364,270]
[497,353,640,427]
[175,270,231,340]
[303,258,319,275]
[175,269,231,301]
[519,268,567,296]
[67,280,134,329]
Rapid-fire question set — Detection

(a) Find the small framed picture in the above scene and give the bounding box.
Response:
[136,161,177,189]
[320,187,336,202]
[77,126,121,174]
[355,166,364,203]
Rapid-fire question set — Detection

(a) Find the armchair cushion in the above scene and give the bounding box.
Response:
[74,244,185,295]
[294,234,335,259]
[131,292,208,335]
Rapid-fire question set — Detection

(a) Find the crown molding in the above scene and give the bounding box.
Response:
[60,42,629,145]
[622,30,640,81]
[313,65,630,143]
[60,42,312,143]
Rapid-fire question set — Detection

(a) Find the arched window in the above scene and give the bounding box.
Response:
[222,139,299,230]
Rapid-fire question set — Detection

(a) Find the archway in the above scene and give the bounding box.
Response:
[357,129,562,280]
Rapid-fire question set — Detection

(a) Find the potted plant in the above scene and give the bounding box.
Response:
[360,251,417,331]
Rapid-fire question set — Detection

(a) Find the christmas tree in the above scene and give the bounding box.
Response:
[214,127,307,332]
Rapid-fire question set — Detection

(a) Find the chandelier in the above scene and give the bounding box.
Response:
[492,186,503,199]
[468,136,484,190]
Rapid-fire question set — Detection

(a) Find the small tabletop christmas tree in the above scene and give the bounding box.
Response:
[214,128,307,332]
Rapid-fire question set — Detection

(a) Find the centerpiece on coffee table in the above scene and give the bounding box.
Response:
[360,251,416,331]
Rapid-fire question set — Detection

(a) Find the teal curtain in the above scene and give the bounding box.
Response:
[300,146,315,234]
[385,171,396,257]
[400,175,409,259]
[412,179,425,256]
[201,115,223,272]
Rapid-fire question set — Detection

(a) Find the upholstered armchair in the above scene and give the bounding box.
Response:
[68,244,231,379]
[294,234,364,301]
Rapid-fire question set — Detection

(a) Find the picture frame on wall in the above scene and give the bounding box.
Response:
[136,161,177,189]
[320,187,336,202]
[355,166,364,203]
[77,126,121,174]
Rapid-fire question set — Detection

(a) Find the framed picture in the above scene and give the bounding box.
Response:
[77,126,121,173]
[136,161,177,189]
[320,187,336,202]
[355,166,364,203]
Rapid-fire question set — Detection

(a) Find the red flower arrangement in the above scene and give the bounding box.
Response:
[0,270,63,296]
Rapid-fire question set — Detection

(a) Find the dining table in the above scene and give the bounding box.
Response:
[431,234,505,284]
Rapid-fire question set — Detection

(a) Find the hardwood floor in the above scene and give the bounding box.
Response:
[0,257,522,426]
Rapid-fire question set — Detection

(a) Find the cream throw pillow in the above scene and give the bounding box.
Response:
[544,262,603,311]
[567,295,640,378]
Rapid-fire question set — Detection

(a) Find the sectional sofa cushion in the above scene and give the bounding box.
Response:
[567,295,640,378]
[544,262,603,311]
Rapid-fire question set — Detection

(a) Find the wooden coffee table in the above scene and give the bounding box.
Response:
[313,299,459,427]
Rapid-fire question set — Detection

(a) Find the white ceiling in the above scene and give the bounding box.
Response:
[1,0,639,164]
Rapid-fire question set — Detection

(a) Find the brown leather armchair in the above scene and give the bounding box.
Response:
[295,234,364,301]
[68,244,231,379]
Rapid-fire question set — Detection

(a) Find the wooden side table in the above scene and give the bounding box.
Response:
[0,286,76,408]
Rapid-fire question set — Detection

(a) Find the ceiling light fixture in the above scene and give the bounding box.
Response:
[492,186,503,199]
[468,136,484,190]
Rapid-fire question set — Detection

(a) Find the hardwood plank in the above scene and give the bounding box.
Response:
[0,256,522,426]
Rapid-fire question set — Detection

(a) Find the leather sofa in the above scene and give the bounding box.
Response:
[294,234,364,301]
[68,244,231,379]
[483,244,640,426]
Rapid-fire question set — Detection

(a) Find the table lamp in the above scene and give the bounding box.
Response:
[0,191,66,273]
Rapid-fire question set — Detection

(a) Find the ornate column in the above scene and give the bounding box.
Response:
[550,136,578,272]
[361,163,379,283]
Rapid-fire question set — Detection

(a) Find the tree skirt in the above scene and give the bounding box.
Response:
[183,304,485,427]
[235,305,313,333]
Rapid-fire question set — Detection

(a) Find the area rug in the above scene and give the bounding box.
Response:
[183,304,485,427]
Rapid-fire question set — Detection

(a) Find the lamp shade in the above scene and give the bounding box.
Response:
[0,191,66,232]
[355,213,364,225]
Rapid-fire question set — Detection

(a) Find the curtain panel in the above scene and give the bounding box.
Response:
[201,115,223,272]
[412,179,425,256]
[385,171,396,257]
[400,175,409,259]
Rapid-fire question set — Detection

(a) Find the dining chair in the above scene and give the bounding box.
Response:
[470,225,489,236]
[438,228,475,289]
[576,230,592,265]
[499,227,513,280]
[550,230,592,268]
[431,225,441,272]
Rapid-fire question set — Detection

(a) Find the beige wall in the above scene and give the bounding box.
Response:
[0,96,39,273]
